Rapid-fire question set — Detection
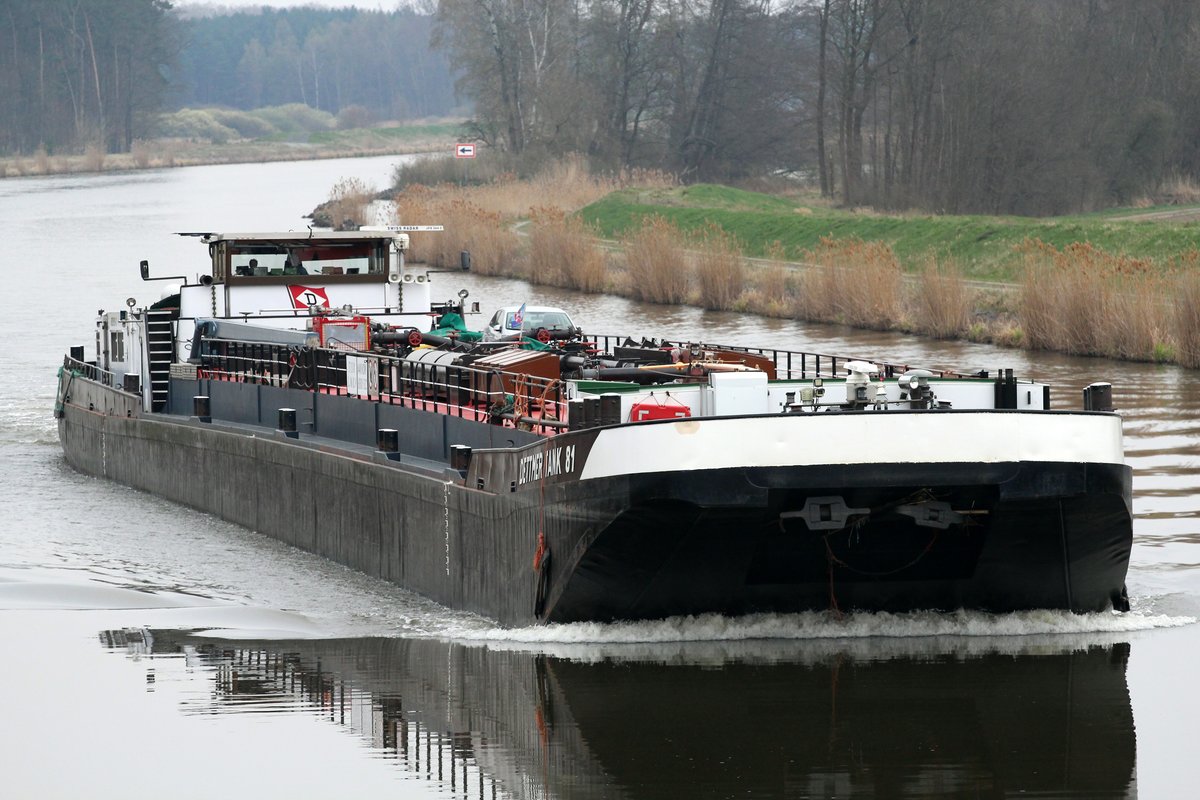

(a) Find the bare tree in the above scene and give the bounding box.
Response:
[430,0,1200,212]
[586,0,668,165]
[0,0,174,156]
[816,0,831,196]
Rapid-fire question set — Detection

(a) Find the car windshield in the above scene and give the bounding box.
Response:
[503,310,573,332]
[524,312,573,330]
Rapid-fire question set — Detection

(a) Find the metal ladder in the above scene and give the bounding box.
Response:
[145,310,175,411]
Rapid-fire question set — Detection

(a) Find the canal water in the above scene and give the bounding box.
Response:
[2,156,1198,798]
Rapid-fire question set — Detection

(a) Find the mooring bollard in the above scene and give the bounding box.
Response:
[583,396,601,428]
[567,398,586,431]
[377,428,399,453]
[599,393,622,426]
[1083,382,1114,412]
[277,408,298,438]
[193,395,210,422]
[450,444,472,473]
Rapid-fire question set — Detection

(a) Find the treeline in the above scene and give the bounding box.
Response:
[0,2,459,157]
[0,0,175,155]
[177,7,458,123]
[437,0,1200,215]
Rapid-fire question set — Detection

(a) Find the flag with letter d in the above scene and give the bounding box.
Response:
[288,285,330,309]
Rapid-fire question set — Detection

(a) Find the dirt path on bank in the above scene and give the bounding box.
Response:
[1107,206,1200,222]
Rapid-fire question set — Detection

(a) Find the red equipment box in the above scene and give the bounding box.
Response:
[314,316,371,351]
[630,393,692,421]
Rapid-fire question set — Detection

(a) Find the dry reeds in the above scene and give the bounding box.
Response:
[740,241,794,317]
[526,208,608,292]
[326,176,376,230]
[620,216,691,305]
[1174,268,1200,368]
[1113,277,1168,361]
[425,155,672,220]
[1155,172,1200,206]
[131,140,153,168]
[395,187,519,275]
[913,259,971,339]
[742,266,797,318]
[691,223,745,310]
[82,143,105,172]
[798,236,903,329]
[392,153,675,216]
[761,242,790,294]
[760,261,788,301]
[1017,239,1169,360]
[393,185,449,263]
[387,155,672,283]
[1018,242,1104,355]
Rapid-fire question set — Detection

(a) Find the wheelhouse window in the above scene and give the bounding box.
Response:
[221,240,387,280]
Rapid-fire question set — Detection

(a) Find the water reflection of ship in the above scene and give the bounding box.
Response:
[100,632,1136,799]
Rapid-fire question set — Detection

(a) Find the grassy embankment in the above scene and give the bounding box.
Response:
[0,121,462,179]
[383,168,1200,367]
[577,185,1200,365]
[581,184,1200,282]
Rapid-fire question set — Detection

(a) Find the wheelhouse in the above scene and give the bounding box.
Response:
[204,233,392,285]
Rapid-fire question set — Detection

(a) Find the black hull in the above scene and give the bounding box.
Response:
[539,462,1132,622]
[56,374,1133,626]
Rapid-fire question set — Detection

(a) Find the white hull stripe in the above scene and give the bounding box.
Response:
[577,412,1124,481]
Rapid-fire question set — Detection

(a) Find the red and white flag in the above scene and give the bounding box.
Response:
[288,285,330,309]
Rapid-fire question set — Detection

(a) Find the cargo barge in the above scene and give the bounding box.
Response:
[56,229,1133,625]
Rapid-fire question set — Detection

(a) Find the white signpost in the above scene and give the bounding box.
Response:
[365,225,445,232]
[455,143,477,158]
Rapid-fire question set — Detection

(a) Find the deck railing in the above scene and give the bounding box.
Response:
[189,334,989,436]
[61,354,124,389]
[584,335,985,381]
[195,338,567,434]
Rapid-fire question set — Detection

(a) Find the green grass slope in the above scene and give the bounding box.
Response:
[579,185,1200,282]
